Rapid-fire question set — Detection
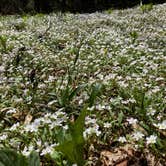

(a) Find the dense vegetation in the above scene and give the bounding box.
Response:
[0,0,166,14]
[0,2,166,166]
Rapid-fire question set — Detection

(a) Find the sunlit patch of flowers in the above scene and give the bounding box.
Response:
[0,109,68,156]
[0,2,166,164]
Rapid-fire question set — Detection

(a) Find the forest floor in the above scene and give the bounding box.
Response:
[0,3,166,166]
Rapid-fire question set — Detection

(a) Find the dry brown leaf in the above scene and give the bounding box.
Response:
[156,129,166,137]
[12,110,30,121]
[144,148,165,166]
[116,160,128,166]
[100,144,135,166]
[120,144,134,156]
[100,150,128,166]
[100,150,113,166]
[12,112,24,120]
[24,114,33,124]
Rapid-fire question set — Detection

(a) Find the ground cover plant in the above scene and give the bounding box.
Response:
[0,3,166,166]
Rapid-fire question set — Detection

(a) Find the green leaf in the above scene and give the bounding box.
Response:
[0,35,7,52]
[58,84,86,107]
[0,149,27,166]
[50,151,64,166]
[55,141,76,164]
[73,48,80,66]
[28,151,40,166]
[68,84,86,103]
[54,108,87,165]
[0,149,40,166]
[118,112,124,124]
[89,83,104,107]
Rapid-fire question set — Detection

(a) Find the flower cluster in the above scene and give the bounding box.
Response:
[0,3,165,163]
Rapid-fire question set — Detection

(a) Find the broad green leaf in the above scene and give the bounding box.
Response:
[0,149,40,166]
[118,112,124,124]
[54,108,87,165]
[0,149,27,166]
[89,83,104,107]
[28,151,40,166]
[68,84,86,102]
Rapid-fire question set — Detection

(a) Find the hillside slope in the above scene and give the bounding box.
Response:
[0,3,166,165]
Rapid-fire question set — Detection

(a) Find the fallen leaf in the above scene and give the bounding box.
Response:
[100,144,135,166]
[100,150,127,166]
[120,144,134,156]
[24,114,33,124]
[116,160,128,166]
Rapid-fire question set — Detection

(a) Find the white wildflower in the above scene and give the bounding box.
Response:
[156,77,164,81]
[22,147,31,156]
[49,121,62,129]
[104,122,112,128]
[132,131,144,141]
[6,108,16,114]
[78,99,84,105]
[38,83,46,89]
[56,110,66,117]
[0,66,5,72]
[41,146,54,156]
[147,107,156,116]
[44,113,52,118]
[105,105,111,110]
[154,120,166,130]
[118,136,127,143]
[10,122,20,131]
[118,81,128,88]
[24,122,39,132]
[83,124,101,139]
[96,104,105,110]
[72,164,77,166]
[63,125,69,130]
[36,140,42,147]
[48,76,55,82]
[0,134,8,141]
[128,98,136,103]
[87,106,95,111]
[48,100,57,106]
[85,117,97,125]
[14,98,23,103]
[127,117,138,125]
[146,135,157,145]
[151,86,160,93]
[22,145,34,156]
